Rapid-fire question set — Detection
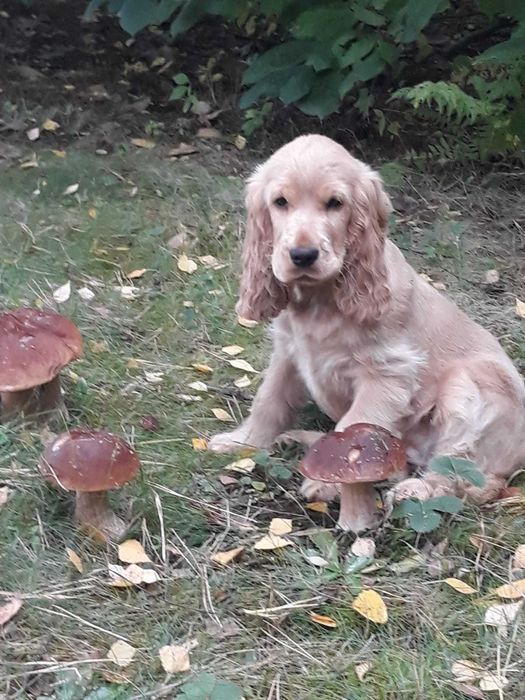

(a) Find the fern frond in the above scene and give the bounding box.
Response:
[393,81,494,125]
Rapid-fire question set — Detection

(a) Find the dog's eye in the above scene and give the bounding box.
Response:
[274,196,288,208]
[326,197,343,210]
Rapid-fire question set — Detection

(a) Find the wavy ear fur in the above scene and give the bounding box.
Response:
[336,169,392,323]
[235,174,289,321]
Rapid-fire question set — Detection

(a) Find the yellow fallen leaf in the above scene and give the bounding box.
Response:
[212,408,235,422]
[90,339,108,354]
[355,661,372,681]
[352,589,388,624]
[130,137,155,149]
[177,254,197,274]
[235,134,247,150]
[51,149,66,158]
[493,578,525,599]
[229,359,258,373]
[126,268,147,279]
[118,539,151,564]
[234,374,252,388]
[210,547,244,566]
[159,645,190,673]
[0,598,23,626]
[192,363,213,374]
[88,207,97,219]
[306,501,329,514]
[237,316,258,328]
[253,534,293,551]
[192,437,207,451]
[107,640,136,668]
[444,578,478,595]
[42,118,59,131]
[513,544,525,570]
[516,298,525,319]
[188,381,208,392]
[309,612,337,628]
[226,457,255,473]
[269,518,293,536]
[222,345,244,356]
[66,548,83,573]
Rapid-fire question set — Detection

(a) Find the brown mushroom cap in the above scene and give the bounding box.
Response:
[300,423,406,483]
[39,428,140,492]
[0,309,83,391]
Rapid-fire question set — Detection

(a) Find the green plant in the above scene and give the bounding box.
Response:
[169,72,199,112]
[242,102,273,136]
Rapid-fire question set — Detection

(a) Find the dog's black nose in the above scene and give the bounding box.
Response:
[289,247,319,268]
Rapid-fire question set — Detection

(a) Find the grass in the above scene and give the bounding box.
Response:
[1,144,524,700]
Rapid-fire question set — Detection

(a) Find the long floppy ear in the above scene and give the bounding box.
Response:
[336,168,392,323]
[235,173,289,321]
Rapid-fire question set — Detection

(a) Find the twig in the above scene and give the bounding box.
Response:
[34,605,131,642]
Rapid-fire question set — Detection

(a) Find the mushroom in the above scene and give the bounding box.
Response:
[300,423,407,533]
[0,308,82,420]
[39,428,140,541]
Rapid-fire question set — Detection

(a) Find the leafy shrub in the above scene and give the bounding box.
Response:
[84,0,525,158]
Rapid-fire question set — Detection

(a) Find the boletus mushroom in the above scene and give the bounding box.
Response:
[39,428,140,541]
[300,423,407,533]
[0,308,82,420]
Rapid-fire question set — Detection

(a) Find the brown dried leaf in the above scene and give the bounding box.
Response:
[126,268,147,279]
[443,578,477,595]
[222,345,244,356]
[309,612,337,628]
[225,458,255,473]
[513,544,525,570]
[210,547,244,566]
[268,518,293,536]
[159,644,190,673]
[197,127,222,139]
[0,598,23,626]
[107,640,136,667]
[192,363,213,374]
[177,254,197,274]
[229,359,258,373]
[168,143,198,158]
[234,374,252,388]
[237,316,258,328]
[66,547,83,573]
[130,137,155,149]
[493,578,525,599]
[351,537,376,558]
[253,534,293,551]
[118,539,151,564]
[192,437,207,451]
[212,408,235,422]
[306,501,329,514]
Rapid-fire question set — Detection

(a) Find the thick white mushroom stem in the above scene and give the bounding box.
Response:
[74,491,128,542]
[1,376,63,420]
[337,483,379,533]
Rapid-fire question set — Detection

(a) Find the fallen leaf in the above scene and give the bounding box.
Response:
[188,381,208,392]
[177,254,197,274]
[192,363,213,374]
[130,137,155,149]
[212,408,235,422]
[352,589,388,624]
[66,548,83,573]
[0,486,11,508]
[20,154,39,169]
[237,316,258,328]
[77,286,95,302]
[167,232,187,250]
[303,553,329,567]
[126,268,147,280]
[0,598,23,626]
[226,457,255,473]
[142,569,160,584]
[479,673,509,692]
[197,127,222,139]
[451,660,486,682]
[159,645,190,673]
[90,339,108,354]
[484,600,523,629]
[51,149,66,158]
[351,537,376,558]
[493,578,525,599]
[107,640,136,668]
[229,359,258,373]
[234,374,252,388]
[168,143,198,157]
[192,437,207,451]
[432,281,447,291]
[444,578,477,595]
[88,207,97,219]
[199,255,222,268]
[269,518,293,536]
[42,118,59,131]
[516,298,525,319]
[513,544,525,570]
[389,554,425,574]
[210,547,244,566]
[144,371,164,384]
[253,534,293,551]
[484,269,500,284]
[355,661,372,681]
[63,183,79,195]
[234,134,247,150]
[306,501,329,514]
[53,281,71,303]
[118,539,151,564]
[108,563,159,586]
[450,682,486,699]
[309,612,337,628]
[222,345,244,356]
[27,127,40,141]
[218,474,238,486]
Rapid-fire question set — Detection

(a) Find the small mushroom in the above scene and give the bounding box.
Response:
[39,428,140,541]
[0,308,82,420]
[300,423,407,533]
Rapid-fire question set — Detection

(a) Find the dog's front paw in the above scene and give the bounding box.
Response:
[300,477,341,502]
[208,430,250,454]
[275,430,324,449]
[387,477,446,505]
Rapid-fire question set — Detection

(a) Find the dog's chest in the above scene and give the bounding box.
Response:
[288,316,361,421]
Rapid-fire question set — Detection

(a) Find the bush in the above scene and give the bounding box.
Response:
[84,0,525,160]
